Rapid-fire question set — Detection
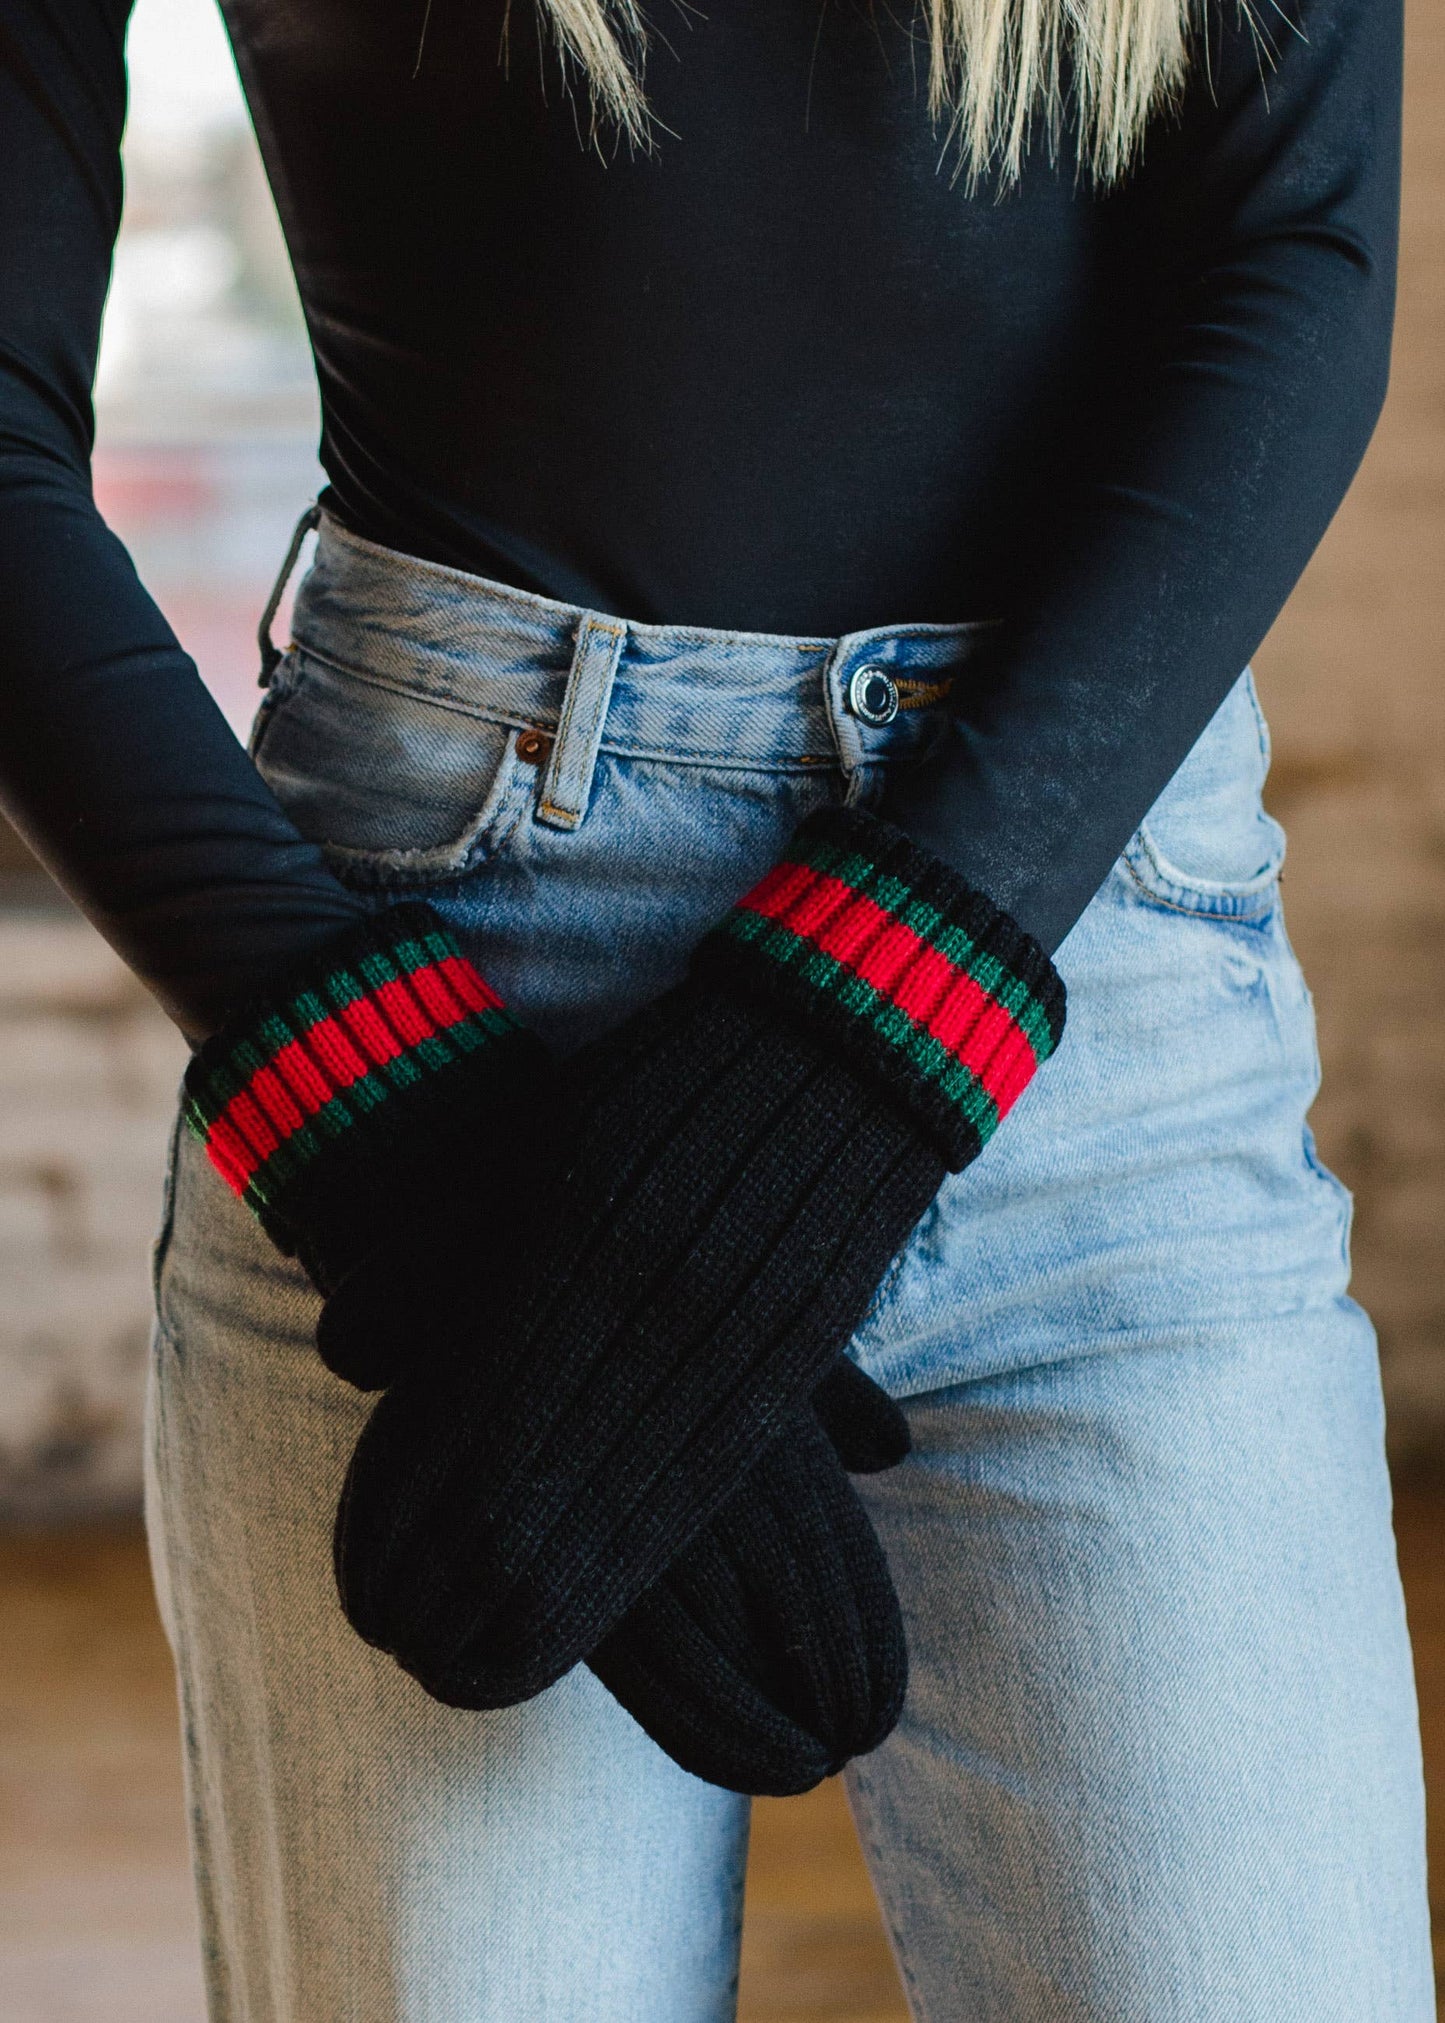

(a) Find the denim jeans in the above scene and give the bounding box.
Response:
[145,513,1432,2021]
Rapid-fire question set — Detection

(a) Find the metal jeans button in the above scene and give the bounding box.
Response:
[847,665,900,727]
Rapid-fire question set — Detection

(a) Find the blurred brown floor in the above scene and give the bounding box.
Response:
[2,1495,1443,2022]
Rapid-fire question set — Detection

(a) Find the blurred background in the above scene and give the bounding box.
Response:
[1,0,1441,2015]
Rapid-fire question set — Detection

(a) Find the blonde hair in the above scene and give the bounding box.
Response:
[535,0,1196,185]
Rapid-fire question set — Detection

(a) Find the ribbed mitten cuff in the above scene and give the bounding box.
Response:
[182,904,543,1280]
[693,807,1066,1172]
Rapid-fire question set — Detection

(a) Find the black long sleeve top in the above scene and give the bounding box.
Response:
[0,0,1401,1037]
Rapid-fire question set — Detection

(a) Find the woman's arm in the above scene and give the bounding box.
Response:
[0,0,366,1040]
[886,0,1402,956]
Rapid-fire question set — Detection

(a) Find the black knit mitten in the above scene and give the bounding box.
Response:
[184,899,915,1793]
[587,1386,907,1793]
[335,808,1066,1728]
[335,1227,913,1792]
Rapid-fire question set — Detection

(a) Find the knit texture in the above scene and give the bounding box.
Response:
[332,822,1063,1786]
[696,806,1066,1170]
[183,904,542,1287]
[347,1328,911,1795]
[322,1112,913,1796]
[334,984,946,1714]
[587,1395,908,1795]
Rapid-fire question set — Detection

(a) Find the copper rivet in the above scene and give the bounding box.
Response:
[516,728,551,765]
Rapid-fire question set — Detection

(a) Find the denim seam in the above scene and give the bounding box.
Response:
[150,1312,184,1363]
[819,639,865,792]
[149,1101,187,1328]
[865,1304,1369,1408]
[1301,1123,1355,1272]
[247,650,307,762]
[276,660,847,769]
[846,1763,931,2022]
[858,1227,916,1327]
[319,824,510,886]
[583,740,842,773]
[1243,665,1273,771]
[314,739,530,884]
[280,643,943,774]
[1121,841,1280,920]
[286,642,556,728]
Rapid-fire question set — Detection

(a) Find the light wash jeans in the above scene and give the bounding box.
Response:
[145,513,1432,2022]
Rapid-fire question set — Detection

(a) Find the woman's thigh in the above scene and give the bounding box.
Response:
[849,1312,1429,2020]
[845,711,1432,2018]
[145,1125,749,2023]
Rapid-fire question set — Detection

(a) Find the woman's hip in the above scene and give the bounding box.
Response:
[853,681,1353,1397]
[245,514,1349,1399]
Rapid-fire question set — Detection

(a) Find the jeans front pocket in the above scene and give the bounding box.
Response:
[251,645,536,886]
[1122,670,1286,921]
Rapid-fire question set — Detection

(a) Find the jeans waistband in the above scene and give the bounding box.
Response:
[265,506,995,830]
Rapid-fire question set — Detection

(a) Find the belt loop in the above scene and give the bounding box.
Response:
[535,615,626,831]
[257,502,321,686]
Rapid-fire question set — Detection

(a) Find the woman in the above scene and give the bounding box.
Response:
[0,0,1429,2014]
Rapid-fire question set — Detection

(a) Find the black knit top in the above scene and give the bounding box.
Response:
[0,0,1401,1034]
